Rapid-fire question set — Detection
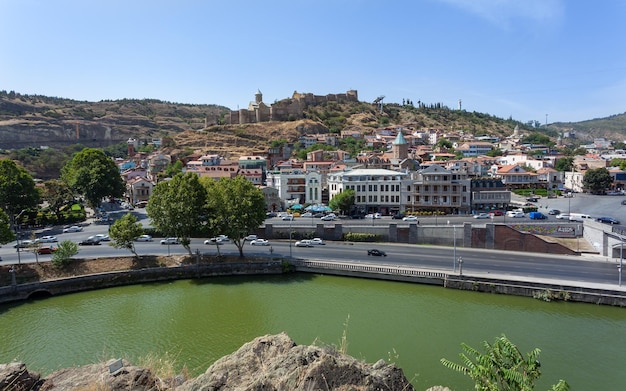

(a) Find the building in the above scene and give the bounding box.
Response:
[266,170,323,206]
[409,165,471,214]
[328,168,408,216]
[470,179,511,213]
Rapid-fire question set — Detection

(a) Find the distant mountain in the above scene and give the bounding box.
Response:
[549,112,626,142]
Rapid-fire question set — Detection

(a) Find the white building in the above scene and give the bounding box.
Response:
[328,168,408,215]
[266,170,323,206]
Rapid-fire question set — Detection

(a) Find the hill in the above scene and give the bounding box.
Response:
[549,112,626,142]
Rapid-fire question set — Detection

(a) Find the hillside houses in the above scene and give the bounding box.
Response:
[113,121,626,213]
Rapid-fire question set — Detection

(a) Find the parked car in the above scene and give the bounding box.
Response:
[244,234,258,241]
[250,239,270,246]
[63,225,83,233]
[367,249,387,257]
[14,240,35,248]
[621,200,626,206]
[94,234,110,242]
[310,238,325,245]
[282,215,294,221]
[266,211,277,218]
[320,214,336,221]
[491,210,505,216]
[38,235,58,243]
[555,213,570,220]
[79,237,101,246]
[37,246,58,255]
[528,212,547,220]
[365,213,382,219]
[160,237,180,245]
[506,211,525,218]
[402,215,419,222]
[597,217,620,225]
[294,240,313,247]
[391,213,405,220]
[548,209,561,215]
[136,234,153,242]
[135,201,148,208]
[473,213,490,219]
[526,197,539,202]
[300,212,313,218]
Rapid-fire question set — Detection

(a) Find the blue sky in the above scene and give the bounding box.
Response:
[1,0,625,124]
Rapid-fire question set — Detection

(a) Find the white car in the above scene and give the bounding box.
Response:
[555,213,570,220]
[506,211,525,218]
[250,239,270,246]
[160,237,180,245]
[300,212,313,218]
[473,213,491,219]
[310,238,325,245]
[63,225,83,233]
[94,234,110,242]
[282,215,294,221]
[136,235,153,242]
[402,216,418,222]
[204,239,223,245]
[38,235,58,243]
[320,214,336,221]
[244,234,258,241]
[365,213,382,219]
[295,240,313,247]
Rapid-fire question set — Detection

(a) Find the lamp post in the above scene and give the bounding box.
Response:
[453,225,457,272]
[458,257,463,276]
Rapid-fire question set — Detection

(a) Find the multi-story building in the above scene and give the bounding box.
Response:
[266,170,323,206]
[409,165,471,214]
[328,168,407,215]
[470,179,511,213]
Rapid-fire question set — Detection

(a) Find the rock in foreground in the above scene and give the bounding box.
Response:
[1,333,417,390]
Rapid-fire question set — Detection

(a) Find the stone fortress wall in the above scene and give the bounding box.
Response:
[226,90,359,125]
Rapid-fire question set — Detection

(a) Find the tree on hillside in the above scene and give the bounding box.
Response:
[202,175,267,257]
[108,213,144,258]
[441,334,569,391]
[0,159,40,222]
[0,209,16,245]
[61,148,125,210]
[329,189,355,216]
[583,167,613,194]
[147,172,208,255]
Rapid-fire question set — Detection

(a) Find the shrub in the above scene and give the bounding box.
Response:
[51,240,79,268]
[344,232,379,242]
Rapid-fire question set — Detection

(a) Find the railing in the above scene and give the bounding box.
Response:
[292,259,448,279]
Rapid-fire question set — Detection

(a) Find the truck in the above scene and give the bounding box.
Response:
[528,211,547,220]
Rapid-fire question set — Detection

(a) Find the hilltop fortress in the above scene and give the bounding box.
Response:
[227,89,358,124]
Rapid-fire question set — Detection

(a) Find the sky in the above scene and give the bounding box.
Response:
[1,0,625,124]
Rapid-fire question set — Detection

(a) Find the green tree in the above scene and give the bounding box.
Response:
[147,172,208,255]
[108,213,144,258]
[202,175,266,257]
[61,148,125,210]
[0,208,16,245]
[164,160,184,178]
[441,334,569,391]
[583,167,613,194]
[554,157,574,172]
[329,189,355,215]
[51,240,79,268]
[0,159,41,220]
[42,179,75,221]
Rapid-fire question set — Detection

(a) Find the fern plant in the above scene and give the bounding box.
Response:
[440,334,569,391]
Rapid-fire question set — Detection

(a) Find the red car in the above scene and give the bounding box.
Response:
[38,246,58,255]
[491,210,505,216]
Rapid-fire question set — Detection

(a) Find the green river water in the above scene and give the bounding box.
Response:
[0,273,624,390]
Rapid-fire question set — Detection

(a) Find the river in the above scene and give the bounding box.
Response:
[1,273,624,390]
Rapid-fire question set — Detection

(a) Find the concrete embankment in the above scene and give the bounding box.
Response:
[1,258,626,307]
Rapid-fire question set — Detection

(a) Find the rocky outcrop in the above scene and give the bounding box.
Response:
[0,333,419,390]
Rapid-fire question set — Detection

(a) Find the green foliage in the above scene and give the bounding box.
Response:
[441,334,569,391]
[147,172,208,255]
[0,159,41,218]
[522,133,553,146]
[202,175,267,257]
[61,148,125,209]
[329,189,355,215]
[51,240,79,268]
[0,209,16,245]
[164,160,184,178]
[486,148,504,157]
[108,213,144,258]
[344,232,379,242]
[554,157,573,172]
[270,139,288,148]
[583,167,613,194]
[42,179,75,220]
